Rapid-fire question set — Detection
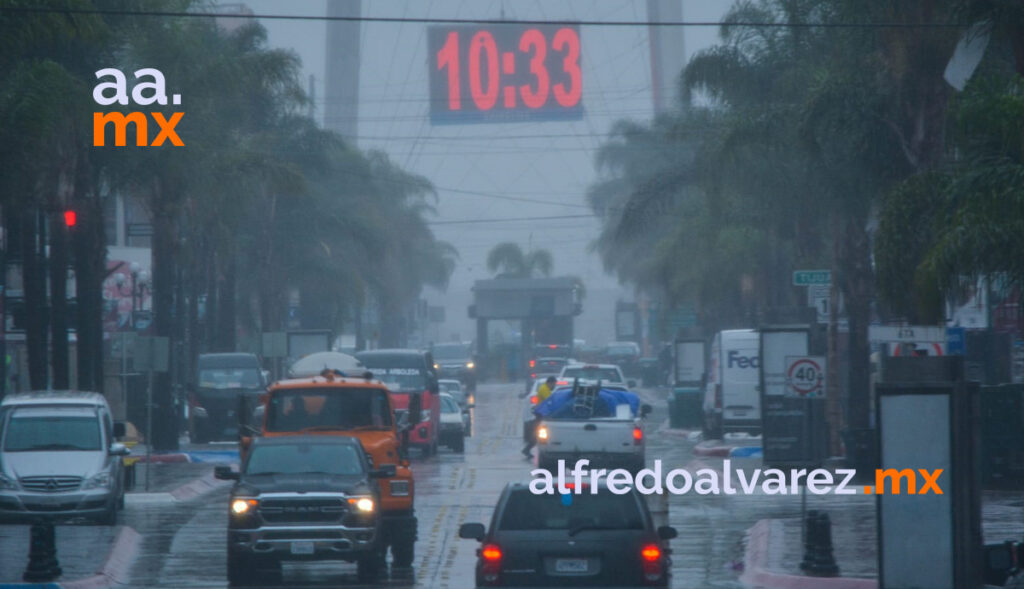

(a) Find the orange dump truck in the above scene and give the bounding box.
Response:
[239,369,417,567]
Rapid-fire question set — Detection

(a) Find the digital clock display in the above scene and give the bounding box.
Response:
[428,24,583,124]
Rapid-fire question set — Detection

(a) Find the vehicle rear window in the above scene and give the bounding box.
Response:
[562,367,623,382]
[266,387,392,431]
[199,368,261,389]
[606,345,638,356]
[246,443,363,476]
[499,490,645,532]
[4,414,102,451]
[537,359,567,370]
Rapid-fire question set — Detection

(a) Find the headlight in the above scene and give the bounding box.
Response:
[466,362,475,369]
[82,472,112,490]
[0,474,19,491]
[389,480,410,496]
[231,498,258,515]
[349,497,375,513]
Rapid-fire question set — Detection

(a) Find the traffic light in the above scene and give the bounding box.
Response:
[63,210,76,227]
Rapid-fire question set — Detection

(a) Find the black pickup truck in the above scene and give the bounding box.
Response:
[215,436,396,585]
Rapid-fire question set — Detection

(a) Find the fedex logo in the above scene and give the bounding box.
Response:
[92,68,183,147]
[727,350,759,369]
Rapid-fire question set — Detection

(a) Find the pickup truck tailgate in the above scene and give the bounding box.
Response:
[540,418,637,454]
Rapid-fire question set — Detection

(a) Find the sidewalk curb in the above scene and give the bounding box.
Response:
[169,471,231,502]
[740,519,877,589]
[693,441,734,457]
[60,526,140,589]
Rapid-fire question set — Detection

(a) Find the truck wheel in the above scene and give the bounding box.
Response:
[95,503,117,526]
[391,534,416,568]
[226,553,252,586]
[453,435,465,453]
[356,549,383,582]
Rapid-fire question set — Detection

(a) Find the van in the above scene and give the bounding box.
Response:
[702,329,761,438]
[0,391,129,525]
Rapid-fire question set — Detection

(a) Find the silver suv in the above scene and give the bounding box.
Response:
[0,391,129,525]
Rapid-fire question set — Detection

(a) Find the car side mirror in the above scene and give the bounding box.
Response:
[109,442,130,457]
[628,379,637,388]
[658,525,678,540]
[371,464,397,478]
[640,404,652,417]
[113,421,127,439]
[459,522,486,541]
[214,466,240,481]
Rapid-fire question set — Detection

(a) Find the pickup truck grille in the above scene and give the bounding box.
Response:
[259,498,346,523]
[20,476,82,493]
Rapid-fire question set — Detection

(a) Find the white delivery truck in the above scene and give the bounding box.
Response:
[702,329,761,439]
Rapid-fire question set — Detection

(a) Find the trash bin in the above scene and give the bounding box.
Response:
[669,387,702,429]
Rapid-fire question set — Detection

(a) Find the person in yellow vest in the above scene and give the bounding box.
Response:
[523,377,558,457]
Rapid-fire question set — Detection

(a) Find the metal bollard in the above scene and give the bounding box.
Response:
[23,521,62,582]
[801,511,840,577]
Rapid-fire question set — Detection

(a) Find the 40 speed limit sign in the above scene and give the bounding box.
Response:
[784,356,826,397]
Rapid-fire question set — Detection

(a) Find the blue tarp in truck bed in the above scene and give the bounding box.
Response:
[534,387,639,419]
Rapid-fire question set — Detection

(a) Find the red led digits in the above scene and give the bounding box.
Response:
[518,29,549,109]
[437,31,461,110]
[552,28,581,108]
[468,31,499,110]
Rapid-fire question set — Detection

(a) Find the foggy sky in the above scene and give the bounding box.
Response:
[243,0,729,346]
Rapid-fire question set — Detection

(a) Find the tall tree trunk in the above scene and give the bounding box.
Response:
[48,212,69,389]
[838,215,874,431]
[22,207,48,390]
[74,173,105,393]
[217,248,236,351]
[150,185,179,451]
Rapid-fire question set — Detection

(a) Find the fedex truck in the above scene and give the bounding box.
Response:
[702,329,761,439]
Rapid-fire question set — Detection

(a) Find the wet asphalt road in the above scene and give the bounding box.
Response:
[116,381,873,588]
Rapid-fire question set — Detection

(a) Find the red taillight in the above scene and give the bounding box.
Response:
[557,380,568,386]
[633,427,644,444]
[548,344,557,349]
[530,395,539,405]
[530,373,536,378]
[641,544,661,561]
[529,360,536,368]
[482,544,502,561]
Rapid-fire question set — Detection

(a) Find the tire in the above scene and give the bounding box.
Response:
[453,435,465,454]
[95,503,117,526]
[356,548,384,582]
[226,553,252,586]
[391,534,415,568]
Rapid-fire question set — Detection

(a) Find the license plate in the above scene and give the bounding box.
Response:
[290,541,314,555]
[555,558,588,573]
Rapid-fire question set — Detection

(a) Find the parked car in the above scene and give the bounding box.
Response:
[216,435,395,585]
[0,391,129,525]
[459,482,677,587]
[702,329,761,438]
[189,353,267,443]
[438,393,468,453]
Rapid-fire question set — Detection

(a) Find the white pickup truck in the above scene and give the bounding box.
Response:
[534,384,651,475]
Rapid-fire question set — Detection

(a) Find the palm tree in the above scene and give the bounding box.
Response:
[486,242,554,278]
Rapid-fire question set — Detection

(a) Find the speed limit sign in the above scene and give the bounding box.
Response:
[785,356,826,397]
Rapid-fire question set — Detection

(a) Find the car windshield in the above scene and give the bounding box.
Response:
[562,367,623,383]
[439,381,462,393]
[198,368,261,389]
[535,359,567,371]
[606,345,637,356]
[3,414,102,452]
[440,395,460,413]
[265,388,392,432]
[433,344,471,360]
[245,443,363,476]
[499,490,644,532]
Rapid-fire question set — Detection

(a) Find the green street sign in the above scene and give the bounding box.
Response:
[793,270,831,286]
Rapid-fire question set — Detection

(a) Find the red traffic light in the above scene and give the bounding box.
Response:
[63,210,77,227]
